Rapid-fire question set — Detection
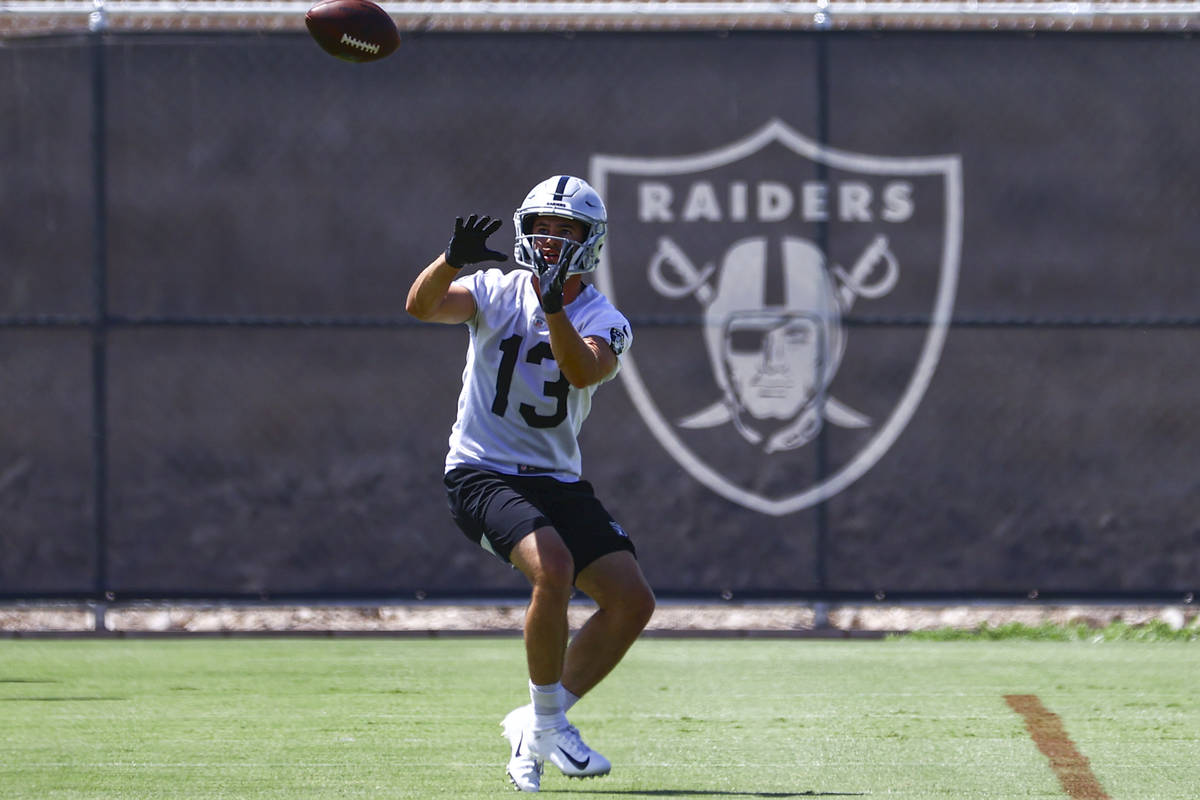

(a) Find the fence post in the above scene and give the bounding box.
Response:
[812,33,832,604]
[89,0,110,632]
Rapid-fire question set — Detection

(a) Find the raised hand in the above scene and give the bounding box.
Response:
[444,214,508,269]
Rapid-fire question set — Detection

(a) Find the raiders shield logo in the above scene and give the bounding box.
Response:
[590,119,962,516]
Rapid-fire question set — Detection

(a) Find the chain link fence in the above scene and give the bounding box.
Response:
[1,11,1198,601]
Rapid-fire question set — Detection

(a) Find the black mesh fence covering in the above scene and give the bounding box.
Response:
[1,30,1197,599]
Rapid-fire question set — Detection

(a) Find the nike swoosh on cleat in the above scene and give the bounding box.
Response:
[557,747,590,770]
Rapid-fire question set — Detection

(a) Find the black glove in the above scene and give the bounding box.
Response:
[444,214,508,269]
[539,258,569,314]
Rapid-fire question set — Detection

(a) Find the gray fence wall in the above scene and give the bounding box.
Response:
[2,31,1197,600]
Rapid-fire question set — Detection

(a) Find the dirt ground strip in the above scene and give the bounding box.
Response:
[1,602,1196,636]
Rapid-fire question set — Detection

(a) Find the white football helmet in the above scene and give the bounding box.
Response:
[513,175,608,278]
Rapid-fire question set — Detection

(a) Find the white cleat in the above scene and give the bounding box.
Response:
[528,720,612,779]
[501,706,543,792]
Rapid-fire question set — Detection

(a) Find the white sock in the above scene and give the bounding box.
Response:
[529,681,566,729]
[563,688,581,712]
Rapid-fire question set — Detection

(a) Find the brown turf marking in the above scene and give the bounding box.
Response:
[1005,694,1112,800]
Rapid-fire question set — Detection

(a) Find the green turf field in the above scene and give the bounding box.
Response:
[1,636,1196,799]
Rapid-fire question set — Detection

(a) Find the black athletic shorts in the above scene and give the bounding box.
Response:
[444,466,636,578]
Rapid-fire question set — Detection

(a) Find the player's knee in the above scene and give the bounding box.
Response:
[536,562,574,599]
[628,585,656,631]
[610,583,655,633]
[532,544,575,597]
[515,528,575,593]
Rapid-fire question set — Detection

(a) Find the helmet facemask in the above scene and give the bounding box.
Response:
[517,227,590,281]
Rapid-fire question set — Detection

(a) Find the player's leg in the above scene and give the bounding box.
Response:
[504,527,575,790]
[508,525,616,783]
[509,527,575,687]
[508,526,612,781]
[564,550,656,698]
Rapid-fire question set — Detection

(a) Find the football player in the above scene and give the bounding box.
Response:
[405,175,656,792]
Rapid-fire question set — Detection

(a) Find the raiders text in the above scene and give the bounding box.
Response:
[637,180,914,224]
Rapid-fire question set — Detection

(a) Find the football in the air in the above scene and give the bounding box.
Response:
[305,0,399,63]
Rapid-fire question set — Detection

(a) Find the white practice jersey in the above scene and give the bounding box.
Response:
[445,268,632,482]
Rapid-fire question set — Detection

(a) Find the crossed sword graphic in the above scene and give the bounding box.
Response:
[647,234,900,435]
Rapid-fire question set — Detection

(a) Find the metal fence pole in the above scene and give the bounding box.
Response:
[812,33,831,602]
[89,0,110,632]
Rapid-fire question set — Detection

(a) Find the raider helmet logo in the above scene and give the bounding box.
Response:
[591,120,963,516]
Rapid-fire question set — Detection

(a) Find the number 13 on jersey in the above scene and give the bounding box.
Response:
[491,334,569,429]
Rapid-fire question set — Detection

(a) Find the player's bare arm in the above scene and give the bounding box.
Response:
[538,274,619,386]
[546,315,618,388]
[405,256,476,323]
